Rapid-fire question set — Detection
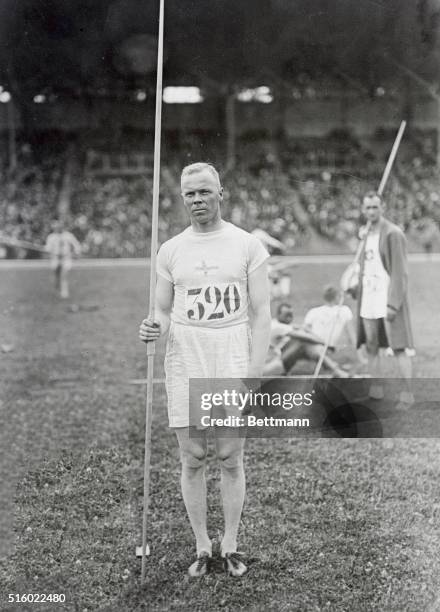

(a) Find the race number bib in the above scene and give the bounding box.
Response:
[185,282,242,322]
[363,274,386,293]
[363,274,380,292]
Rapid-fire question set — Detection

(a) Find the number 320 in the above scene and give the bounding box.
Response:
[187,284,241,321]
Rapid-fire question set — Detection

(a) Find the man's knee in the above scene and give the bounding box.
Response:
[282,340,305,372]
[362,319,379,355]
[305,344,320,360]
[180,446,207,470]
[217,447,243,471]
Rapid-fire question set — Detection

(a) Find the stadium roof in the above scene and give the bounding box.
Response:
[0,0,438,100]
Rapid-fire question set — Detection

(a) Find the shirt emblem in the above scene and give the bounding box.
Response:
[195,260,219,276]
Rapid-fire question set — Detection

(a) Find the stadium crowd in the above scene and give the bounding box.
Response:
[67,165,306,257]
[290,155,440,250]
[0,142,63,256]
[1,135,439,257]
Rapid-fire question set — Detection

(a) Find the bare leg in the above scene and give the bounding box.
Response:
[215,431,246,555]
[395,350,412,379]
[321,353,348,377]
[175,428,211,555]
[362,318,383,398]
[60,266,69,299]
[280,340,307,375]
[263,356,285,376]
[305,345,348,377]
[394,350,414,407]
[367,351,381,378]
[54,264,61,291]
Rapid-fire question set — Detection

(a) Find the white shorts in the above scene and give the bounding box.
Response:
[50,258,72,272]
[164,322,251,427]
[360,275,389,319]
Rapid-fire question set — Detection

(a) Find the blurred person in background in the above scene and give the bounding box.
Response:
[304,285,356,352]
[46,220,81,299]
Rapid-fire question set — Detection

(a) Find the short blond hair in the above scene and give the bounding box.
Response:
[181,162,221,189]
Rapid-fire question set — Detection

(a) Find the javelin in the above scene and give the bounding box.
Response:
[135,0,165,584]
[312,120,407,379]
[377,120,406,196]
[0,236,48,253]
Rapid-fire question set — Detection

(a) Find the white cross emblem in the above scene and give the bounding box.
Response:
[195,260,219,276]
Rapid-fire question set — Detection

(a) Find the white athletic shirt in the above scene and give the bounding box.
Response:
[157,221,269,328]
[45,231,81,263]
[303,304,353,348]
[360,232,390,319]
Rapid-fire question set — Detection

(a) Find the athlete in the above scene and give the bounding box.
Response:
[45,220,81,299]
[139,163,271,577]
[264,298,350,377]
[356,192,414,408]
[304,285,355,350]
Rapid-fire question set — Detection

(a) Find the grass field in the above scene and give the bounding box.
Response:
[1,261,440,611]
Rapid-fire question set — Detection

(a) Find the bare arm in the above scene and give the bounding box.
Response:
[247,260,271,377]
[69,233,82,257]
[139,274,174,342]
[343,316,367,363]
[303,311,313,333]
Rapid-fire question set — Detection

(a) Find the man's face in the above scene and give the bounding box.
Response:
[181,169,223,228]
[362,195,383,224]
[278,307,293,324]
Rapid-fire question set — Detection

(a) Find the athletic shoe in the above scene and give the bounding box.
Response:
[188,551,212,577]
[223,552,247,577]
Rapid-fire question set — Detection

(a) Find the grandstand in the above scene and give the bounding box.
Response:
[0,0,439,258]
[2,3,440,611]
[1,128,439,257]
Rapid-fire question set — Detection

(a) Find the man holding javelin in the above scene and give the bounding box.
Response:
[139,163,271,577]
[356,191,414,408]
